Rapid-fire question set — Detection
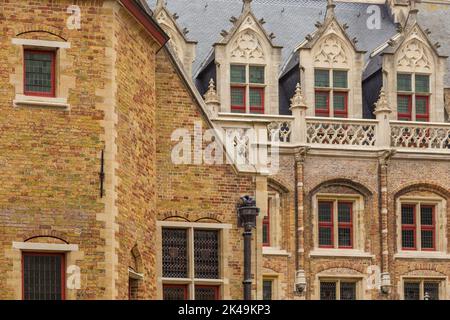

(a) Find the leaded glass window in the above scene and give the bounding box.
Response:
[263,280,273,300]
[340,282,356,300]
[162,228,188,278]
[318,201,333,247]
[424,282,439,300]
[397,74,412,91]
[320,282,337,300]
[333,70,348,88]
[320,280,358,300]
[230,64,265,113]
[397,73,431,121]
[415,75,429,93]
[404,282,420,300]
[194,230,219,279]
[404,280,441,300]
[249,66,264,84]
[315,69,330,87]
[195,286,219,300]
[400,203,436,251]
[24,50,55,96]
[231,65,246,83]
[23,253,64,300]
[163,285,187,300]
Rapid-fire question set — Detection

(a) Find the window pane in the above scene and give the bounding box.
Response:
[404,282,420,300]
[249,66,264,84]
[333,93,347,113]
[231,65,246,83]
[315,92,329,115]
[320,282,336,300]
[315,69,330,87]
[424,282,439,300]
[397,95,411,115]
[262,221,270,246]
[397,74,412,91]
[402,230,416,249]
[318,202,332,222]
[163,285,187,300]
[420,206,433,226]
[24,51,53,94]
[415,75,429,93]
[333,70,348,88]
[338,228,352,247]
[249,88,263,108]
[319,227,333,247]
[338,203,352,223]
[415,96,428,116]
[401,205,415,225]
[23,254,63,300]
[194,230,219,279]
[340,282,356,300]
[162,228,188,278]
[263,280,273,300]
[421,230,434,249]
[231,87,245,109]
[195,286,219,300]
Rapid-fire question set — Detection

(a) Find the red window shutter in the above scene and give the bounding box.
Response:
[315,91,330,117]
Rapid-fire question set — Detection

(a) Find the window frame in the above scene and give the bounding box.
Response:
[23,49,56,98]
[401,204,417,251]
[337,201,353,249]
[420,205,436,251]
[262,197,271,247]
[400,202,437,252]
[230,64,266,114]
[396,72,431,122]
[22,252,65,300]
[319,278,360,300]
[162,284,189,300]
[314,68,349,118]
[194,285,220,300]
[402,279,443,300]
[318,201,334,248]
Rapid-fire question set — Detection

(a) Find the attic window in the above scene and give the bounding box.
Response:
[397,73,430,122]
[230,64,265,114]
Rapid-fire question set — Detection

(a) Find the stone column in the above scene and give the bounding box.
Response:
[374,89,392,148]
[203,79,220,119]
[290,83,308,144]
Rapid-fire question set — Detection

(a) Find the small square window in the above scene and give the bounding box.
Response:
[249,66,264,84]
[230,65,246,83]
[315,69,330,88]
[249,87,264,114]
[163,284,188,300]
[315,91,329,116]
[24,50,56,97]
[195,286,219,300]
[397,74,412,92]
[333,70,348,88]
[415,75,429,93]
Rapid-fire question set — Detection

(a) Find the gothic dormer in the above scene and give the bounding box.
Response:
[379,3,447,122]
[213,0,282,114]
[297,0,366,118]
[154,0,197,77]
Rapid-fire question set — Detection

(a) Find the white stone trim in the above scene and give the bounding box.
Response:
[12,38,70,49]
[128,268,144,280]
[309,249,375,258]
[12,241,78,252]
[262,247,291,257]
[156,221,232,229]
[394,252,450,260]
[13,94,69,109]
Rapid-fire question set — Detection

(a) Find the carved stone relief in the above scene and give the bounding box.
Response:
[314,35,348,67]
[397,39,432,72]
[230,31,264,61]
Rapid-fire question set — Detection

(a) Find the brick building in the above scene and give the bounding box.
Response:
[0,0,449,300]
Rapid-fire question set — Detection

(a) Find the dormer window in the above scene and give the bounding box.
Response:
[230,64,265,114]
[314,69,348,118]
[397,73,430,121]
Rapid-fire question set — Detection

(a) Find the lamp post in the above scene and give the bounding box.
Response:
[237,195,260,300]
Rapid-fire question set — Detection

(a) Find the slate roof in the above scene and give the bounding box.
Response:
[147,0,450,86]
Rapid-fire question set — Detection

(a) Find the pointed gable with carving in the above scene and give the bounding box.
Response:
[153,0,197,77]
[213,0,282,114]
[380,5,447,122]
[296,0,366,118]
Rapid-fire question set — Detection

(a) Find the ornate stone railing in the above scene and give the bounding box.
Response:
[306,117,377,147]
[390,121,450,150]
[267,121,292,143]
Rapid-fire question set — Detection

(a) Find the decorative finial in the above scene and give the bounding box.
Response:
[243,0,253,13]
[290,83,307,110]
[156,0,165,10]
[374,88,391,114]
[325,0,336,20]
[204,79,220,118]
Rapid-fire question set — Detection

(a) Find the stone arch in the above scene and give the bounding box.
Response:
[195,217,222,223]
[309,178,374,199]
[16,26,67,41]
[317,266,365,276]
[267,178,290,194]
[23,230,69,244]
[393,182,450,200]
[130,244,143,274]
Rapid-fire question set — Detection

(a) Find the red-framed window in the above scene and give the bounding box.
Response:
[194,285,220,300]
[24,49,56,97]
[230,86,246,113]
[401,204,416,250]
[163,284,188,300]
[333,92,348,118]
[420,205,435,251]
[415,96,429,122]
[249,87,264,114]
[397,95,412,121]
[337,202,353,248]
[315,91,330,117]
[22,252,65,300]
[318,201,334,248]
[262,198,271,246]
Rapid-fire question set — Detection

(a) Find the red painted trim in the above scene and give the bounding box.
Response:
[401,204,417,250]
[195,285,220,300]
[397,94,412,121]
[120,0,169,46]
[315,90,330,117]
[415,95,430,122]
[249,87,264,114]
[163,284,188,300]
[420,205,436,251]
[263,198,271,247]
[333,92,348,118]
[23,49,56,97]
[337,202,353,249]
[318,201,334,248]
[22,252,65,300]
[231,86,246,113]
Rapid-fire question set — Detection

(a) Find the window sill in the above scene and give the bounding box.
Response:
[309,249,375,258]
[13,95,70,110]
[262,247,291,257]
[394,251,450,260]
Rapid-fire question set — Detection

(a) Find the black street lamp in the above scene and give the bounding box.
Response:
[237,195,260,300]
